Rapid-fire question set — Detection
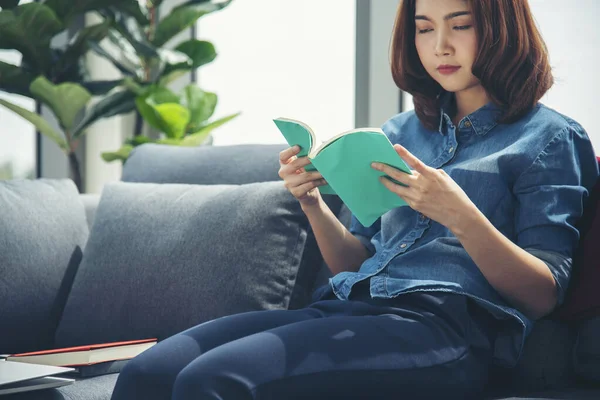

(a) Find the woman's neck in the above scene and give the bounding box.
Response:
[452,85,490,126]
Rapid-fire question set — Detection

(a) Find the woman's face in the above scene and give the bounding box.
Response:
[414,0,481,94]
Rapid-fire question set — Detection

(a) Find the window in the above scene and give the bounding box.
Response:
[195,0,356,146]
[0,50,36,180]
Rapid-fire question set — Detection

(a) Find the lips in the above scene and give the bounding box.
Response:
[437,65,460,75]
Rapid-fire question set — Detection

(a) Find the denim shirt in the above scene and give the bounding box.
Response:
[329,98,599,367]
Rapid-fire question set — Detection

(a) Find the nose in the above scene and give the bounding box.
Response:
[434,29,452,56]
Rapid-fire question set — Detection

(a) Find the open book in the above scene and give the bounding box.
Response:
[6,338,157,367]
[274,117,412,227]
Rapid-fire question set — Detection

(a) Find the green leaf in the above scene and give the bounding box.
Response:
[80,79,124,96]
[125,135,154,146]
[100,8,157,59]
[155,103,190,138]
[109,1,148,26]
[181,112,239,146]
[176,40,217,68]
[183,85,217,132]
[136,95,190,139]
[153,7,206,48]
[135,95,163,131]
[153,1,232,48]
[160,40,216,83]
[0,60,34,97]
[72,90,137,138]
[0,98,68,151]
[0,1,20,9]
[0,3,64,73]
[135,86,183,134]
[174,0,233,14]
[88,41,141,78]
[30,76,92,131]
[54,20,111,81]
[101,144,134,163]
[45,0,145,25]
[146,86,181,105]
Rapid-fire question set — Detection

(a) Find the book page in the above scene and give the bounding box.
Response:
[273,117,319,153]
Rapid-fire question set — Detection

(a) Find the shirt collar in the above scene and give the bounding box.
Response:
[437,92,502,136]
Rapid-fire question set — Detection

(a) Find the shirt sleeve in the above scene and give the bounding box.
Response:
[349,214,381,256]
[513,125,597,306]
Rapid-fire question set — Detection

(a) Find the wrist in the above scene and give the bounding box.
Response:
[450,204,485,239]
[300,195,325,214]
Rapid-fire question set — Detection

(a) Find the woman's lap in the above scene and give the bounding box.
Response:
[111,291,493,400]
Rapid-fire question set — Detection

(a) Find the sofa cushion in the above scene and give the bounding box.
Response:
[121,143,343,309]
[573,316,600,384]
[0,179,88,354]
[55,181,318,347]
[122,143,287,185]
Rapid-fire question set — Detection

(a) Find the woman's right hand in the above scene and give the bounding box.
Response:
[278,145,328,207]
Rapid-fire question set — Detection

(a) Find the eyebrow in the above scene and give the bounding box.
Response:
[415,11,471,21]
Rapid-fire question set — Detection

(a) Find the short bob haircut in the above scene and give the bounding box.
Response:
[391,0,553,131]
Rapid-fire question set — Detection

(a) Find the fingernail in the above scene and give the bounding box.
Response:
[371,163,380,170]
[293,145,300,151]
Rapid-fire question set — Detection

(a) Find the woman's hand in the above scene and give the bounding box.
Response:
[278,145,328,208]
[372,144,477,233]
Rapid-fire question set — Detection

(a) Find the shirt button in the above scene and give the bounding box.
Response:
[448,147,454,153]
[464,120,472,128]
[400,243,407,248]
[420,214,426,220]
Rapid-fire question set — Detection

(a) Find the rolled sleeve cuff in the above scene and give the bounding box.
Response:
[525,248,572,307]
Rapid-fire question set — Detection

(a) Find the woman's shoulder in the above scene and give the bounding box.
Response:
[521,103,588,137]
[381,110,424,139]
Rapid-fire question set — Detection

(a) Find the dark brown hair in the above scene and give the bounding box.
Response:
[391,0,553,130]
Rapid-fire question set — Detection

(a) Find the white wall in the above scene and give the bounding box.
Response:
[195,0,356,145]
[529,0,600,153]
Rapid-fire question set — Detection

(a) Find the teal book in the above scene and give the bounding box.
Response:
[273,117,412,227]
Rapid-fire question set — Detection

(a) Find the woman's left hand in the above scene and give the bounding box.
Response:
[371,144,478,233]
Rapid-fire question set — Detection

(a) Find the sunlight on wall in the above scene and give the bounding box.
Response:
[195,0,356,146]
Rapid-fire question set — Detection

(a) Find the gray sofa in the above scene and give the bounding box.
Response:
[1,143,599,400]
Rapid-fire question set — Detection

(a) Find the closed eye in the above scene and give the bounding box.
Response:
[417,28,433,34]
[453,25,472,31]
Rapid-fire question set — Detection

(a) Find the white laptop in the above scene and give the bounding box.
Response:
[0,360,75,396]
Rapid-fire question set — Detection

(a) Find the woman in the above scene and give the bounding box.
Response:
[111,0,599,399]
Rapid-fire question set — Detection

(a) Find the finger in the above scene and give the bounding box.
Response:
[279,145,301,164]
[379,176,413,205]
[292,179,327,198]
[288,155,313,170]
[283,156,313,176]
[393,144,431,175]
[371,162,417,186]
[286,171,323,187]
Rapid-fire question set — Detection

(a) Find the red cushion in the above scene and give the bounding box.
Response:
[553,156,600,321]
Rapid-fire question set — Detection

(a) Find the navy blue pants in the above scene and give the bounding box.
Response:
[111,285,496,400]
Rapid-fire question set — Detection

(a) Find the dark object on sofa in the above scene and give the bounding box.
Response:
[1,144,599,400]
